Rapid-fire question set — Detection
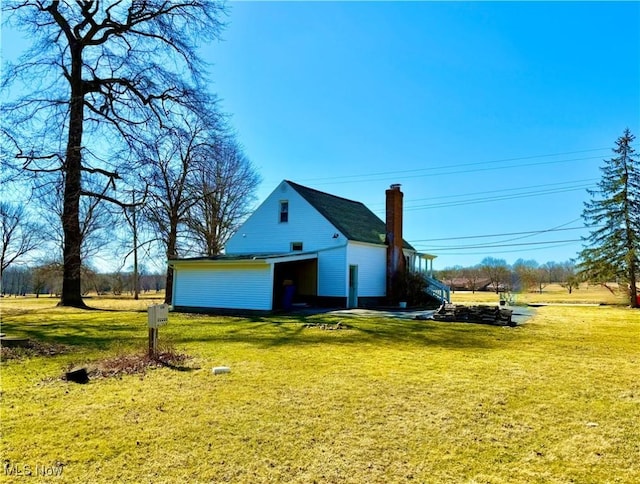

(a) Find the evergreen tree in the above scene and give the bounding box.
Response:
[578,129,639,308]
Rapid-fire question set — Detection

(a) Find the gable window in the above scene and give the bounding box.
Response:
[279,200,289,223]
[291,242,303,251]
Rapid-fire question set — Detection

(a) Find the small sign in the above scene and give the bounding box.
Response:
[148,304,169,328]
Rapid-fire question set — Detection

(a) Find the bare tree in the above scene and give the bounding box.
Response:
[480,257,510,294]
[465,265,483,293]
[187,138,260,256]
[2,266,33,296]
[2,1,226,307]
[23,261,63,297]
[556,260,580,294]
[0,202,41,294]
[532,262,555,294]
[140,113,218,304]
[35,174,119,265]
[513,259,538,292]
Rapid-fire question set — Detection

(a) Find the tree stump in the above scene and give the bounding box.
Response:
[0,336,30,348]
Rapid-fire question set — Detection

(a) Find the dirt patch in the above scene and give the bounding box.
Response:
[303,322,350,330]
[76,350,195,380]
[1,340,71,360]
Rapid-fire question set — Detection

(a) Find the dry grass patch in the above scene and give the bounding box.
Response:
[1,296,638,483]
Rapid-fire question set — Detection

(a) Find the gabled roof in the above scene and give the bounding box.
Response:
[286,180,415,250]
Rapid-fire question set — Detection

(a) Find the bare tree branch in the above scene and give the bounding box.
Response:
[2,0,227,307]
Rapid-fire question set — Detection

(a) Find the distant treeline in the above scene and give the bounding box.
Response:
[1,264,165,297]
[435,257,581,294]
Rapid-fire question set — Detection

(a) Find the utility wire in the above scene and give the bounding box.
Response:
[415,239,583,250]
[298,147,610,184]
[405,185,594,211]
[268,143,640,188]
[369,178,598,207]
[411,225,587,242]
[370,183,594,214]
[411,219,587,252]
[427,241,580,257]
[318,155,604,185]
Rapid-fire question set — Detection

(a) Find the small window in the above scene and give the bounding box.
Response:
[291,242,303,251]
[279,200,289,223]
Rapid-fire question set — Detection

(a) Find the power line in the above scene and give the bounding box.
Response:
[370,182,594,213]
[367,178,597,209]
[427,241,581,257]
[405,185,594,211]
[297,147,610,184]
[411,219,586,251]
[316,155,605,186]
[267,143,640,189]
[410,225,587,243]
[415,239,583,251]
[386,178,597,206]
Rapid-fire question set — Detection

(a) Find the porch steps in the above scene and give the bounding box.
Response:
[424,276,451,304]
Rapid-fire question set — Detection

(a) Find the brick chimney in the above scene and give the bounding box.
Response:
[386,184,406,303]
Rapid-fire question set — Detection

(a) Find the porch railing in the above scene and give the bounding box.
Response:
[424,276,451,304]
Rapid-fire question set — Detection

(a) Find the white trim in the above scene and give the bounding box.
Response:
[264,253,318,264]
[169,252,319,269]
[170,259,268,268]
[348,240,387,249]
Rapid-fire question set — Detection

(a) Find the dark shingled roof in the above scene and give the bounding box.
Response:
[286,180,415,250]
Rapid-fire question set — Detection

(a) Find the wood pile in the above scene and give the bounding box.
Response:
[431,304,515,326]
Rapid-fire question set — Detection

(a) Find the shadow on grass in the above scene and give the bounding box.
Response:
[160,362,200,372]
[0,318,145,351]
[173,313,509,350]
[1,308,518,355]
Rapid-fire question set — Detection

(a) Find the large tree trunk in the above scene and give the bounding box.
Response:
[164,266,174,306]
[164,225,178,305]
[59,44,86,308]
[629,260,638,309]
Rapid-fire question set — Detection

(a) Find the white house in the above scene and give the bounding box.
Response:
[169,180,445,312]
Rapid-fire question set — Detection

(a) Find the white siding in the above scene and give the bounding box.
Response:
[172,180,396,308]
[318,246,347,297]
[226,181,345,254]
[173,264,273,310]
[347,242,387,297]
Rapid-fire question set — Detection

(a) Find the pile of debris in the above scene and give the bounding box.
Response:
[1,337,70,360]
[64,350,195,383]
[303,322,349,331]
[431,303,515,326]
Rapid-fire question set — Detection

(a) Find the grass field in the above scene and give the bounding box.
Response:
[1,286,638,483]
[449,282,629,306]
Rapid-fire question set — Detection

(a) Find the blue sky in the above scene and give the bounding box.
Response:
[200,1,640,269]
[3,1,639,271]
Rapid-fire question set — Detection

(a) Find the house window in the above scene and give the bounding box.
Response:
[291,242,303,251]
[279,200,289,223]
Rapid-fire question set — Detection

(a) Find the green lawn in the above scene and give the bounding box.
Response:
[1,293,639,483]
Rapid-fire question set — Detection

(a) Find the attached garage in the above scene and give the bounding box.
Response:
[170,253,318,312]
